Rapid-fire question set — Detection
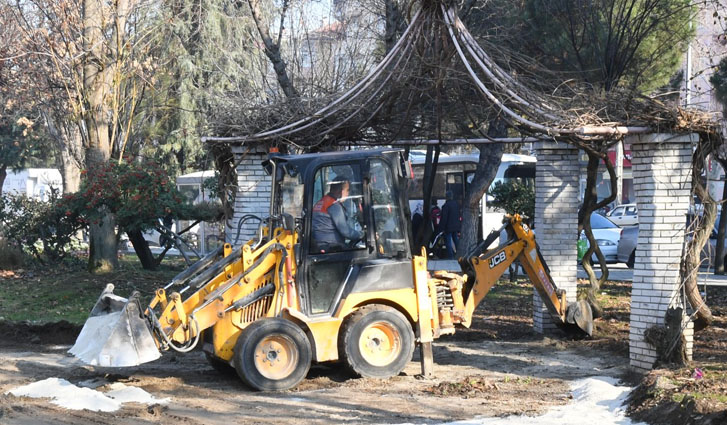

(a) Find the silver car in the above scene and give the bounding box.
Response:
[581,213,621,263]
[616,225,638,267]
[617,216,727,268]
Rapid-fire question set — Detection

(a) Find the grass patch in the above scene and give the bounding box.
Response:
[485,279,533,302]
[672,392,727,403]
[0,254,186,324]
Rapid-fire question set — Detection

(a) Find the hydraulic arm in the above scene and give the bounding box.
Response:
[425,215,592,337]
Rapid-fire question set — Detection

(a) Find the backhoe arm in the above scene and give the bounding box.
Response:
[452,215,592,336]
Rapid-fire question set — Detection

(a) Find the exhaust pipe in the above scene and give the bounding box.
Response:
[69,284,161,367]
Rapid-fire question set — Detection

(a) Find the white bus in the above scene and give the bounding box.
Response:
[408,152,536,241]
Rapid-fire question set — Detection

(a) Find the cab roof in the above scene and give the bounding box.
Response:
[267,148,404,177]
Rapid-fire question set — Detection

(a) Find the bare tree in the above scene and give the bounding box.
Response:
[9,0,162,272]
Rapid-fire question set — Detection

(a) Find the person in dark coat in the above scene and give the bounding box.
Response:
[440,190,461,259]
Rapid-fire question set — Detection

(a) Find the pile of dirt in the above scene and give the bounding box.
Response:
[0,320,80,347]
[626,368,727,425]
[626,286,727,424]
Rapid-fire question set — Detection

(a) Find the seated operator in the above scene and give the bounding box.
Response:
[312,179,364,251]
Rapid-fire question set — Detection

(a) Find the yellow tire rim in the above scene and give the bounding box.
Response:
[253,335,298,380]
[359,321,401,367]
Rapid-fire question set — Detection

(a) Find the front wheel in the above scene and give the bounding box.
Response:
[233,318,312,391]
[339,305,414,379]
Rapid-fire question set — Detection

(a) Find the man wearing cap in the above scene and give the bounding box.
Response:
[311,180,364,251]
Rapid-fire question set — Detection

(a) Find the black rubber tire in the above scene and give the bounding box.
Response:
[233,318,312,391]
[627,250,635,269]
[339,305,415,379]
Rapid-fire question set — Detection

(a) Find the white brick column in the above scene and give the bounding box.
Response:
[628,133,695,370]
[229,147,271,245]
[533,141,580,334]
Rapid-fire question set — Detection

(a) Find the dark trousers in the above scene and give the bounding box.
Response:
[445,232,459,259]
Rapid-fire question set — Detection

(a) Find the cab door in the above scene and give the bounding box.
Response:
[301,162,369,316]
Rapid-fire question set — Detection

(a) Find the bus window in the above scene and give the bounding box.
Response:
[446,172,464,200]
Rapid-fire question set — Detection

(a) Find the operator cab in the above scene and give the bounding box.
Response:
[265,149,414,317]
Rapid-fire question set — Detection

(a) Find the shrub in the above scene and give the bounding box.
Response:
[488,180,535,223]
[63,160,224,269]
[67,160,186,233]
[0,191,83,262]
[0,237,25,268]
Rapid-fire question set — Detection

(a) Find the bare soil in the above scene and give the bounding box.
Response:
[0,278,724,424]
[0,279,630,425]
[625,286,727,425]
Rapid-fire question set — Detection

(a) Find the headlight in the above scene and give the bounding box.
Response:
[596,239,616,246]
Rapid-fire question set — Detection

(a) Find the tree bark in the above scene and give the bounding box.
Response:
[714,158,727,274]
[457,119,506,257]
[0,166,7,192]
[245,0,298,100]
[384,0,407,52]
[126,229,157,270]
[415,145,440,252]
[83,0,118,272]
[681,141,715,331]
[578,150,617,319]
[60,129,84,194]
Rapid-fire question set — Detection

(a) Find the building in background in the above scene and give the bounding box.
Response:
[1,169,62,201]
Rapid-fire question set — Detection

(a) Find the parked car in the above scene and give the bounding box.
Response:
[580,213,621,263]
[616,225,638,268]
[618,215,727,269]
[606,203,638,227]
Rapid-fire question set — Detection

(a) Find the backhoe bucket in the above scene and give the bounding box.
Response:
[564,299,594,337]
[69,284,160,367]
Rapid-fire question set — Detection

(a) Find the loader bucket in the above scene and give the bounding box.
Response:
[564,299,593,337]
[69,284,160,367]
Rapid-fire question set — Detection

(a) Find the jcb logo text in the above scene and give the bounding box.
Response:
[489,251,506,269]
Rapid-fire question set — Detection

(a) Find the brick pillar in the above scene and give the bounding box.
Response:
[533,141,580,334]
[229,147,271,245]
[628,133,695,371]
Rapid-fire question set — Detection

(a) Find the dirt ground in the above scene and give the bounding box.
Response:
[0,280,723,425]
[0,281,631,425]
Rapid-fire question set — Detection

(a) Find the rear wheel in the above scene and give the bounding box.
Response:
[233,318,312,391]
[626,250,635,268]
[339,305,414,378]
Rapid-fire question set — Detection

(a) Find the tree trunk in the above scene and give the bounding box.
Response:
[127,229,157,270]
[245,0,298,100]
[458,119,506,257]
[681,141,715,331]
[384,0,407,52]
[88,209,118,273]
[84,0,117,273]
[415,146,440,253]
[60,128,84,193]
[0,166,6,193]
[578,150,617,319]
[714,158,727,274]
[42,110,84,193]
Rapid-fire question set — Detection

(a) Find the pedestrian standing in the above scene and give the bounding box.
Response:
[440,190,461,259]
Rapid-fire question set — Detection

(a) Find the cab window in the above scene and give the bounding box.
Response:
[369,159,407,257]
[309,164,364,253]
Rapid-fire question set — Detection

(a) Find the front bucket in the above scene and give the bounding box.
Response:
[69,284,161,367]
[564,299,594,337]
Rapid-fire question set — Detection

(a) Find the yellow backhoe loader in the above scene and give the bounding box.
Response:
[70,149,592,391]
